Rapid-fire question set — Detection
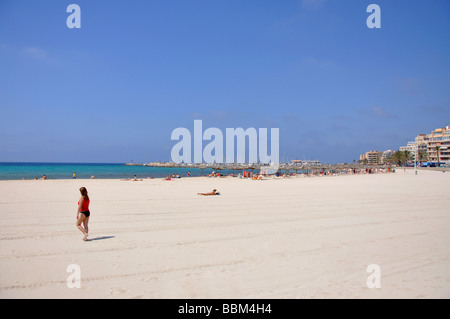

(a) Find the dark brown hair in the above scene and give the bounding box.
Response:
[79,187,89,202]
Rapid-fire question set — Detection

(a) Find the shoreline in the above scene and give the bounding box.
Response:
[0,166,400,182]
[0,161,403,181]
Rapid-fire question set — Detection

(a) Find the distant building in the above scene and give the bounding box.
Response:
[381,150,394,163]
[414,134,429,162]
[395,125,449,165]
[360,150,382,164]
[399,141,416,153]
[415,134,428,152]
[427,125,450,164]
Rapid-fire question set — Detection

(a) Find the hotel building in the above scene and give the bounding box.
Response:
[396,125,450,165]
[427,125,450,164]
[399,141,416,153]
[415,134,429,153]
[359,150,382,164]
[381,150,395,163]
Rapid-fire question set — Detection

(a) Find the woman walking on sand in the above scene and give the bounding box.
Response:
[77,187,90,241]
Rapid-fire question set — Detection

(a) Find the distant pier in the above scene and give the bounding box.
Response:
[124,162,395,174]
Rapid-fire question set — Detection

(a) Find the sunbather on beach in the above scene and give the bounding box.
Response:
[198,189,220,196]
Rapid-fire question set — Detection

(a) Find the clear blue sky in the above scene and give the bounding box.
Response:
[1,0,449,163]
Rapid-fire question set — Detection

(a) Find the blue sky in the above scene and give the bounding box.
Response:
[1,0,449,163]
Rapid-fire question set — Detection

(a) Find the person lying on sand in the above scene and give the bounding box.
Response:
[120,176,142,181]
[197,189,220,196]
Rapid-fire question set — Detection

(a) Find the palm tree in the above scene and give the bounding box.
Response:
[418,150,428,165]
[406,150,411,164]
[391,151,402,166]
[436,145,441,167]
[384,154,393,165]
[403,150,411,165]
[391,151,398,165]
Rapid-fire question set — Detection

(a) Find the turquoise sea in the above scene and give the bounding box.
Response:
[0,163,226,180]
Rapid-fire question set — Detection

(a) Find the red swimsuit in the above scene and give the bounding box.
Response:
[79,197,90,217]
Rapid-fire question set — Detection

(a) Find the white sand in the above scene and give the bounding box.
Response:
[0,169,449,299]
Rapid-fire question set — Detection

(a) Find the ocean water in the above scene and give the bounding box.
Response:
[0,163,227,180]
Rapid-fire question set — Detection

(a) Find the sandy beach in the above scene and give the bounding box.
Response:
[0,169,449,299]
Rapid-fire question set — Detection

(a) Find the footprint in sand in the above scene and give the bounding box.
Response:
[110,287,129,295]
[141,276,158,283]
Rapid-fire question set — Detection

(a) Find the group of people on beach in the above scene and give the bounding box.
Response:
[23,175,47,180]
[31,172,96,180]
[165,174,180,180]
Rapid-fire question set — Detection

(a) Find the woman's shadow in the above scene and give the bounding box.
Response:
[87,236,115,241]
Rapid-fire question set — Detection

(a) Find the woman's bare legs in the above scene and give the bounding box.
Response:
[83,217,89,236]
[76,214,88,240]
